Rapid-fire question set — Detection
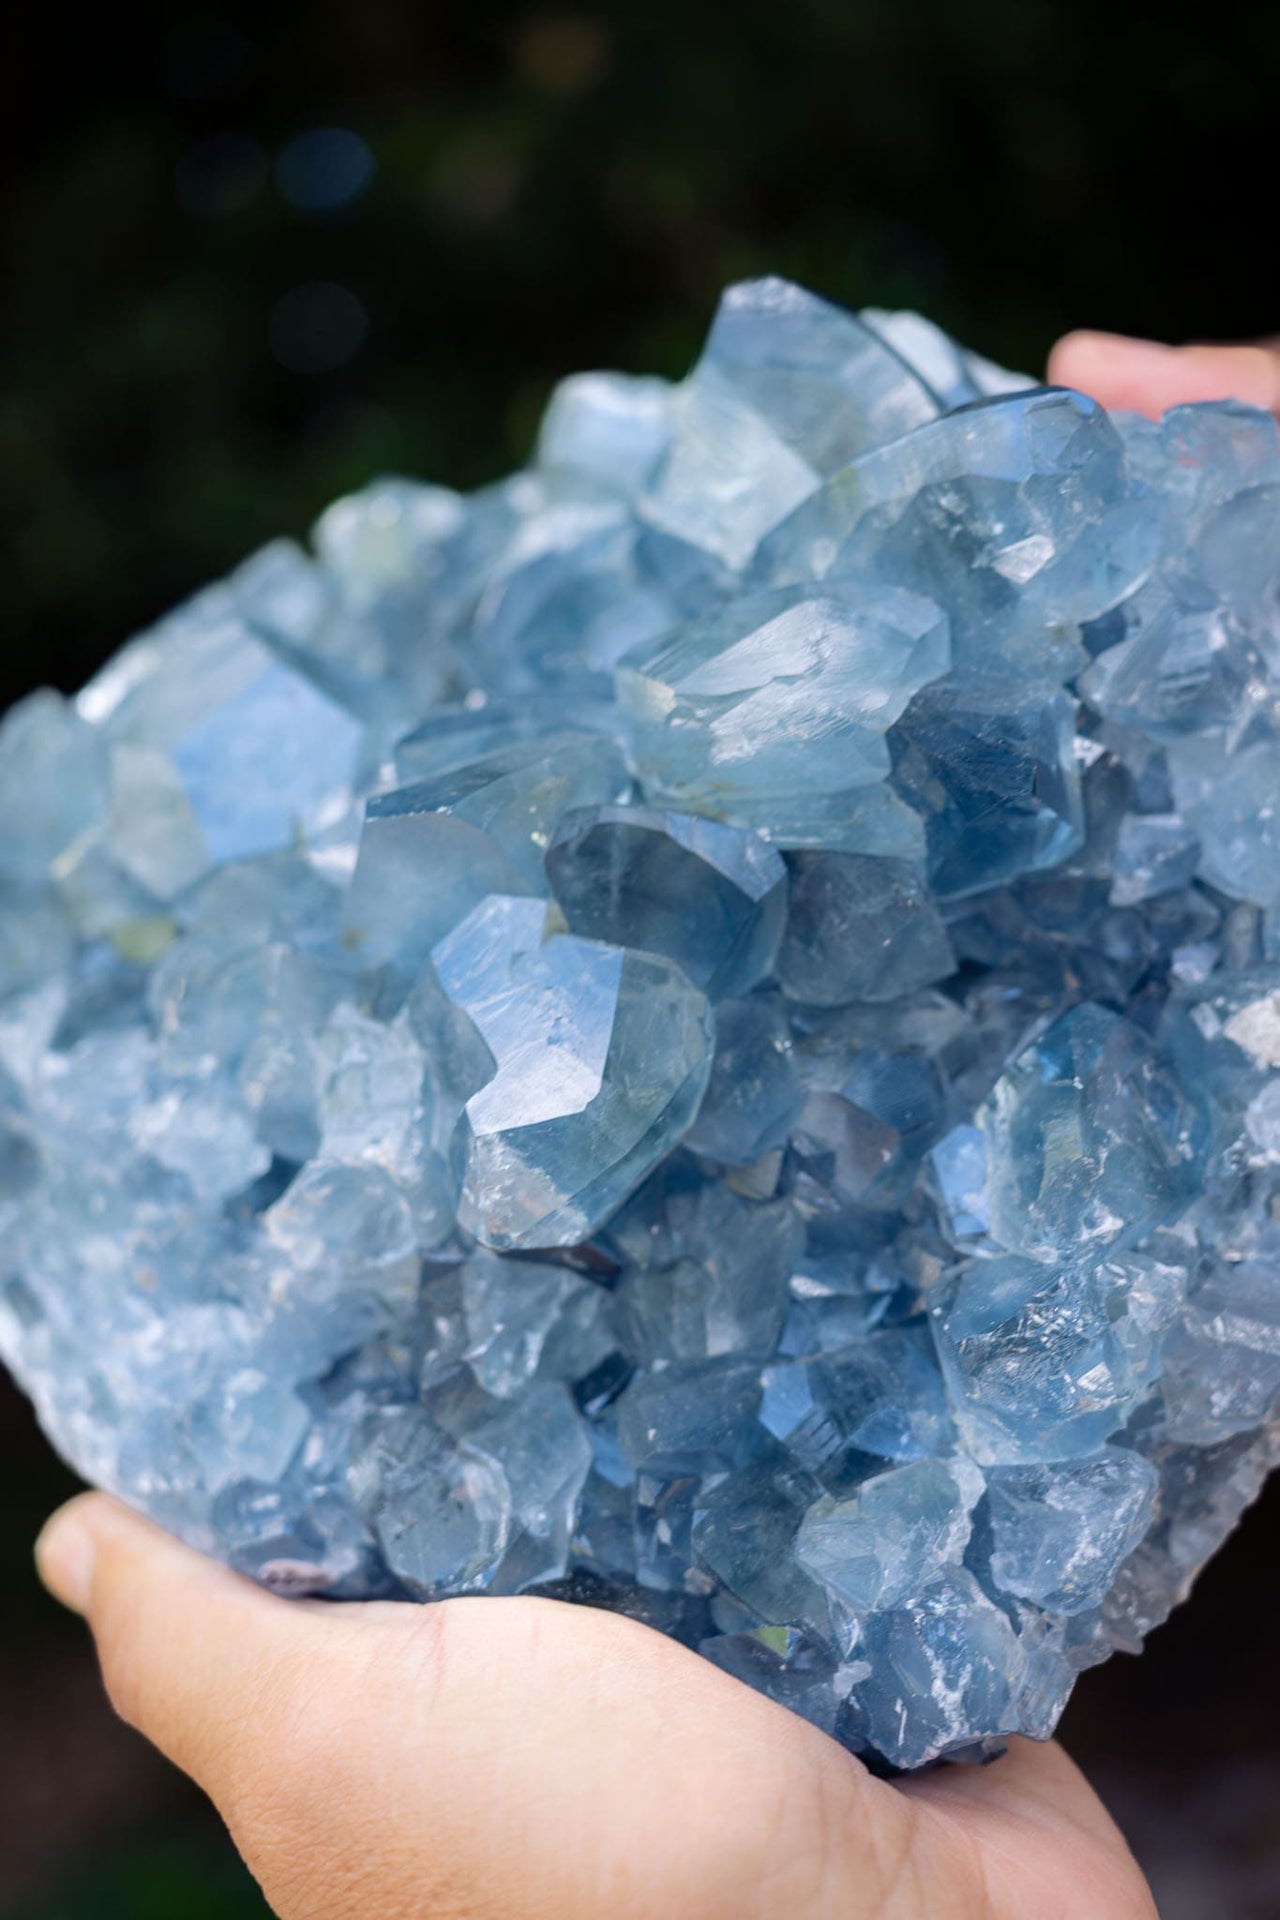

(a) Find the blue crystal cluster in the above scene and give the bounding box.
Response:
[5,278,1280,1770]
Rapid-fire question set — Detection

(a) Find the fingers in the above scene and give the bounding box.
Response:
[900,1737,1158,1920]
[36,1492,334,1802]
[38,1494,939,1920]
[1048,329,1280,420]
[37,1494,1154,1920]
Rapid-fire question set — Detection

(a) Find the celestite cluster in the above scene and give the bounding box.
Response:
[5,278,1280,1769]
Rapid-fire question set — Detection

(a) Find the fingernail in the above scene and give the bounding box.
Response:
[36,1504,98,1614]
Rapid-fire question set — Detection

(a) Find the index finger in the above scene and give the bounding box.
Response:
[1048,331,1280,418]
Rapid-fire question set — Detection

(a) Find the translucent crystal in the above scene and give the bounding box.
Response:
[641,277,941,569]
[0,692,109,888]
[617,1188,799,1362]
[616,581,950,842]
[346,730,628,972]
[929,1250,1181,1463]
[432,894,714,1249]
[546,804,787,1000]
[932,1003,1200,1263]
[7,273,1280,1775]
[684,993,802,1166]
[795,1458,979,1611]
[760,1327,957,1472]
[985,1450,1158,1613]
[775,853,954,1005]
[755,387,1158,676]
[80,593,365,895]
[889,674,1085,899]
[536,372,675,495]
[1109,813,1201,905]
[851,1568,1068,1769]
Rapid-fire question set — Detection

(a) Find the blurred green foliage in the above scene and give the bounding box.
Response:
[7,1836,271,1920]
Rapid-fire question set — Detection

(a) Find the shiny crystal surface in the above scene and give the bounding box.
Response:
[4,276,1280,1772]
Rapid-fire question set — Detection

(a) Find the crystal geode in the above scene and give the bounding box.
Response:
[5,277,1280,1769]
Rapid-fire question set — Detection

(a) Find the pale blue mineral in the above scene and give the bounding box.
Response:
[431,894,713,1249]
[616,580,949,840]
[932,1003,1200,1262]
[6,274,1280,1774]
[985,1450,1158,1614]
[775,853,954,1005]
[640,278,942,570]
[545,804,787,1000]
[347,730,628,972]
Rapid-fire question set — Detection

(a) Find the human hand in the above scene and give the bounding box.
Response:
[1049,328,1280,418]
[36,1494,1156,1920]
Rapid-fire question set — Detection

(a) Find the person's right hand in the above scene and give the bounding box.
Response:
[1049,329,1280,419]
[36,1493,1157,1920]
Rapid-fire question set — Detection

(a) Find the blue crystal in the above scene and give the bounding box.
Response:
[431,894,713,1249]
[640,277,941,570]
[616,580,950,843]
[617,1188,799,1361]
[692,1464,849,1646]
[546,804,787,1000]
[794,1457,979,1612]
[985,1449,1158,1613]
[775,853,954,1005]
[459,1247,612,1399]
[755,387,1158,678]
[763,1325,956,1469]
[932,1003,1200,1263]
[0,691,109,888]
[350,1409,512,1598]
[536,372,674,495]
[80,593,365,895]
[1109,813,1202,905]
[929,1250,1181,1462]
[616,1357,764,1475]
[346,731,628,973]
[890,673,1085,899]
[1079,587,1263,741]
[684,993,801,1167]
[851,1568,1069,1769]
[10,273,1280,1774]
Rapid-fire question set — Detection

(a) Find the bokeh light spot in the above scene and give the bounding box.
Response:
[276,127,376,212]
[431,136,525,227]
[513,15,611,94]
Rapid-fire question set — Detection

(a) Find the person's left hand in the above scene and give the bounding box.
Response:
[37,1492,1157,1920]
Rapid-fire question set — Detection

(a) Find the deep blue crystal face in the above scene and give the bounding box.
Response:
[4,275,1280,1773]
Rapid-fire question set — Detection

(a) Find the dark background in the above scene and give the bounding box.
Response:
[3,3,1280,1913]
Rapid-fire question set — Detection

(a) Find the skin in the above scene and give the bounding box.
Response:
[33,333,1273,1920]
[1049,329,1280,420]
[38,1493,1157,1920]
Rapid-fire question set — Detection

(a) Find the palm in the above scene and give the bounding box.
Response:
[40,1496,1154,1920]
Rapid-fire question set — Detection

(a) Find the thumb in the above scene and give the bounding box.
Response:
[35,1492,1155,1920]
[1048,329,1280,418]
[35,1493,934,1920]
[36,1491,334,1805]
